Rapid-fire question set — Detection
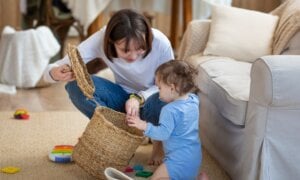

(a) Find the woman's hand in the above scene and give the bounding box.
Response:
[125,98,140,116]
[50,64,74,81]
[126,115,147,131]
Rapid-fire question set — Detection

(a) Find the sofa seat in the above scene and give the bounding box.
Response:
[195,56,252,125]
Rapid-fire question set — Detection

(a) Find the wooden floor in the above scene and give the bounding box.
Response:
[0,82,76,111]
[0,36,81,112]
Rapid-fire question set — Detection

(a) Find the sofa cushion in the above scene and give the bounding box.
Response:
[195,57,252,125]
[203,5,279,62]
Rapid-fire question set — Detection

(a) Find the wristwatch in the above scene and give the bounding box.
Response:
[130,93,145,105]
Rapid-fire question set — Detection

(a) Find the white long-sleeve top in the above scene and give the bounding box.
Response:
[43,27,174,100]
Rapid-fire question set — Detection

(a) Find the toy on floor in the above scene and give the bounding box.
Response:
[124,166,134,173]
[123,165,153,178]
[48,145,74,163]
[14,109,30,120]
[135,170,153,178]
[133,164,144,171]
[105,167,134,180]
[1,166,21,174]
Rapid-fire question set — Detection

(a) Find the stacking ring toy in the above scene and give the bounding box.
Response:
[135,171,153,178]
[48,153,72,163]
[49,145,74,163]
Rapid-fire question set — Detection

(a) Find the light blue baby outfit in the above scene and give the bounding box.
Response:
[144,93,201,180]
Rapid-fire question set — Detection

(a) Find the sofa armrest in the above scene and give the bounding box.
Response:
[250,55,300,107]
[177,20,211,60]
[244,55,300,180]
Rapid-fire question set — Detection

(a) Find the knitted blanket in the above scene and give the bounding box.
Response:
[271,0,300,55]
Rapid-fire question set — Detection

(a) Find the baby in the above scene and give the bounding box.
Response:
[127,60,208,179]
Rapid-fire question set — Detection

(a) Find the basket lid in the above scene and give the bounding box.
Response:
[67,44,95,99]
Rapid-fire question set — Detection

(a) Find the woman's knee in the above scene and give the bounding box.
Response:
[142,93,166,125]
[65,81,96,118]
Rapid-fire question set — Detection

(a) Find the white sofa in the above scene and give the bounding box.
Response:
[178,2,300,180]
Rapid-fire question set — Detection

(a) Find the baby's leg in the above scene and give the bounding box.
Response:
[148,140,164,166]
[150,163,169,180]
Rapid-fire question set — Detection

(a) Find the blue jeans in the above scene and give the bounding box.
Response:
[65,76,166,125]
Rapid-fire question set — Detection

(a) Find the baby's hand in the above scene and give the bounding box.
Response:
[126,115,137,125]
[126,115,147,131]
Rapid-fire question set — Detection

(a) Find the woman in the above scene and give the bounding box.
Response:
[43,9,174,165]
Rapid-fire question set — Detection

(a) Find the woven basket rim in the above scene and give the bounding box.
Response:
[95,106,145,139]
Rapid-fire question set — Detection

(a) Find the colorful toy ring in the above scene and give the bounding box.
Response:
[48,153,73,163]
[135,171,153,178]
[48,145,74,163]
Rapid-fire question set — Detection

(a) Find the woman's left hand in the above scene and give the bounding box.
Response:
[125,98,140,116]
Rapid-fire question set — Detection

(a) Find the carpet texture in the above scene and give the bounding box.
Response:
[0,111,229,180]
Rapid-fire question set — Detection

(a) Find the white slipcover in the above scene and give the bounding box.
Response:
[0,26,60,89]
[178,19,300,180]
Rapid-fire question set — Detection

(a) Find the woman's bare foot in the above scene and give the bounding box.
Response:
[148,140,164,166]
[148,150,164,165]
[198,171,209,180]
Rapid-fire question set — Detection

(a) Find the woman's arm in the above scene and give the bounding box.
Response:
[43,27,106,83]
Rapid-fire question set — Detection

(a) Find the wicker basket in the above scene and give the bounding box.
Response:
[67,45,145,179]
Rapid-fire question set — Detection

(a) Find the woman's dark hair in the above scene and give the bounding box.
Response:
[155,60,199,95]
[103,9,153,61]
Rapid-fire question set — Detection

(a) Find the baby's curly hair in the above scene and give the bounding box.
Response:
[155,60,198,96]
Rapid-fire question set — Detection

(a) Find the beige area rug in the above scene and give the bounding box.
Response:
[0,111,230,180]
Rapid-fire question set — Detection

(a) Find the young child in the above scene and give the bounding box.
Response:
[126,60,203,179]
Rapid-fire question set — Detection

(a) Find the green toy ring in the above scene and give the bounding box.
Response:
[135,171,153,178]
